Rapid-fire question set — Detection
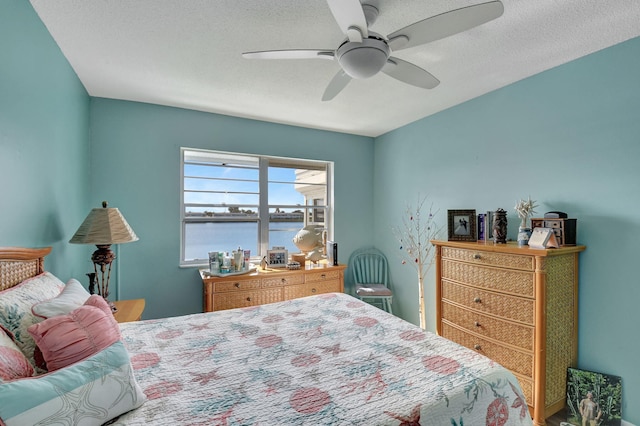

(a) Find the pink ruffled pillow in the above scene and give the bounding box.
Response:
[27,295,121,372]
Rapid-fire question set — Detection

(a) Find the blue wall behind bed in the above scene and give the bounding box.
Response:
[0,0,90,279]
[88,98,374,320]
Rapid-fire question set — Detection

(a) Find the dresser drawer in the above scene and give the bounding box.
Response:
[442,280,534,325]
[213,288,283,311]
[442,259,535,298]
[513,374,534,410]
[306,269,341,283]
[212,278,262,292]
[441,322,533,378]
[261,274,305,288]
[442,247,534,271]
[284,280,341,300]
[441,301,534,351]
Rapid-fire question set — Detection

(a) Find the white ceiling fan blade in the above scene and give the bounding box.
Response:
[387,1,504,51]
[322,70,352,101]
[326,0,368,42]
[382,58,439,89]
[242,50,335,60]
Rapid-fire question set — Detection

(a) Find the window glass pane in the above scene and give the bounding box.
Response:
[184,221,258,262]
[184,191,259,207]
[269,207,304,254]
[268,166,301,205]
[184,177,259,193]
[184,164,259,180]
[268,182,305,206]
[182,149,331,265]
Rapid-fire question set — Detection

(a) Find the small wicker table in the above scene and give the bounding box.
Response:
[112,299,145,323]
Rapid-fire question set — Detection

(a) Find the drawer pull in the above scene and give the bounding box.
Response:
[320,274,326,279]
[246,297,251,302]
[474,344,482,350]
[473,254,481,259]
[234,283,240,288]
[281,278,286,283]
[473,297,482,303]
[474,321,481,327]
[311,288,317,293]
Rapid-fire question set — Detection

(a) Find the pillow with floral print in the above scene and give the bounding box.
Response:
[0,272,65,368]
[0,330,34,383]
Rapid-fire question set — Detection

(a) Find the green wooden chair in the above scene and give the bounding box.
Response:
[348,247,393,314]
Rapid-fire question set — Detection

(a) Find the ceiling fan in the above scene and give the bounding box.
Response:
[242,0,504,101]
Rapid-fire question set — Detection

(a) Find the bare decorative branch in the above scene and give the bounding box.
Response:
[392,195,442,329]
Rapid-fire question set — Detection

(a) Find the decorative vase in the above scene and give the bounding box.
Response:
[493,208,508,244]
[517,226,532,246]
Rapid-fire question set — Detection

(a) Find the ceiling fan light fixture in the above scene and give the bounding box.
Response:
[336,38,390,79]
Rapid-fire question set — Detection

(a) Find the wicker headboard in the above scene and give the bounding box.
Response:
[0,247,52,291]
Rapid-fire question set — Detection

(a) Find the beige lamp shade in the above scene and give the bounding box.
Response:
[70,201,138,245]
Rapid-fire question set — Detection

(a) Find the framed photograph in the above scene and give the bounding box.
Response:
[267,249,288,268]
[564,367,622,426]
[447,209,477,242]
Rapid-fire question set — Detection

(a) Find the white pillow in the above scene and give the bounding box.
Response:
[32,279,91,319]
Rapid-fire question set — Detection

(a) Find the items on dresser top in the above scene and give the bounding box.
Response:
[432,240,585,426]
[530,217,577,246]
[200,262,345,312]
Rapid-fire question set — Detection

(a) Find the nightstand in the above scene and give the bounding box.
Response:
[112,299,145,323]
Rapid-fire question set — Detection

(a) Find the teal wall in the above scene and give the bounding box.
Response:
[3,0,639,422]
[0,0,90,279]
[374,36,640,424]
[89,99,373,319]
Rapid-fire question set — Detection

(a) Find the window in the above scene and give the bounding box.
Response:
[181,148,332,266]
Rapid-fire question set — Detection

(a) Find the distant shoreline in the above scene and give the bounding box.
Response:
[186,212,304,222]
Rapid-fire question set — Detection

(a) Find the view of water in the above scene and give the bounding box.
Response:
[185,221,304,262]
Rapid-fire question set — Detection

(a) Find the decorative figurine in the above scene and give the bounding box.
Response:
[515,197,538,246]
[292,225,326,262]
[493,208,508,244]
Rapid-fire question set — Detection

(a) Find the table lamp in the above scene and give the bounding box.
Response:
[70,201,138,311]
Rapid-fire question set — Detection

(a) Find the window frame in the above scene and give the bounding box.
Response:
[180,148,333,267]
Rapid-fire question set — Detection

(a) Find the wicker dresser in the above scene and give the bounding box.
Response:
[431,240,585,426]
[200,263,345,312]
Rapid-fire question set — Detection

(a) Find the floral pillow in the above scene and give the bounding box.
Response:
[0,272,65,366]
[0,331,34,383]
[0,340,147,426]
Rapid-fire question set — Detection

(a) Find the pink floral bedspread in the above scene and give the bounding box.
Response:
[114,293,532,425]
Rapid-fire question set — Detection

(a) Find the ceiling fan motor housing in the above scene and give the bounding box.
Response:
[336,37,390,79]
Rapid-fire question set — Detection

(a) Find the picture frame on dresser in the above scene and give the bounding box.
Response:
[447,209,477,242]
[267,249,288,268]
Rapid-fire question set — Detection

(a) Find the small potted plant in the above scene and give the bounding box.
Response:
[514,197,538,246]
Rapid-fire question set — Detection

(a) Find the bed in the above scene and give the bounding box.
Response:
[0,247,533,425]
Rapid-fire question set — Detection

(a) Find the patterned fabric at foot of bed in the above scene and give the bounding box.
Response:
[114,292,533,426]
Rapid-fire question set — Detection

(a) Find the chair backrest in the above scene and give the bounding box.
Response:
[349,247,389,287]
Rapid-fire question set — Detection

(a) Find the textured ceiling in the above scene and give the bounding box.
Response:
[30,0,640,137]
